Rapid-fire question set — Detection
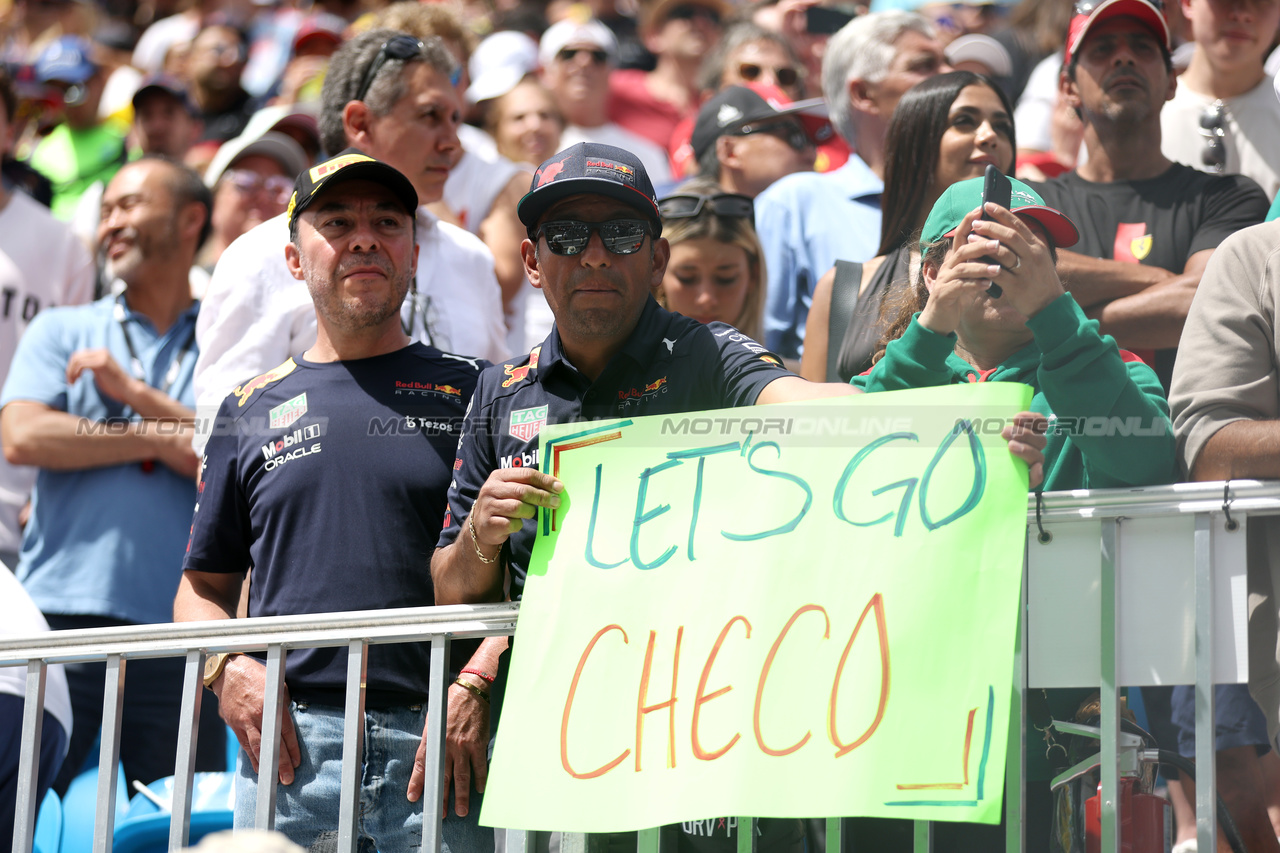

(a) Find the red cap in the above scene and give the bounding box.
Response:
[1065,0,1170,66]
[742,81,835,148]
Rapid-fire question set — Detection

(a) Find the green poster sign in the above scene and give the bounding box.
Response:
[481,384,1033,832]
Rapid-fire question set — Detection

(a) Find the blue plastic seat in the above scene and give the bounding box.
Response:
[111,772,235,853]
[59,763,127,852]
[32,788,61,853]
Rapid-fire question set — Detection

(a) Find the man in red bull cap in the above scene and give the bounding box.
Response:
[426,144,1050,850]
[176,150,499,851]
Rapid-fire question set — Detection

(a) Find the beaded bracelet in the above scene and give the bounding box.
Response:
[461,667,495,684]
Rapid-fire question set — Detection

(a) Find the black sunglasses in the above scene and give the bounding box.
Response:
[534,219,652,256]
[734,119,811,152]
[659,192,754,222]
[557,47,610,65]
[354,35,424,103]
[666,4,721,24]
[1199,99,1226,172]
[736,61,800,89]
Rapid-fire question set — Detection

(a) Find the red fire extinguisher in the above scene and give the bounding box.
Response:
[1050,719,1170,853]
[1084,777,1169,853]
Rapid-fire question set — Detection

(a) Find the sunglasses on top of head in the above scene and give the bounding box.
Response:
[665,4,722,24]
[658,192,754,222]
[354,35,426,103]
[533,219,653,256]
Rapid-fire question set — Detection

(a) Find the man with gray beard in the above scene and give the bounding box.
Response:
[0,155,226,794]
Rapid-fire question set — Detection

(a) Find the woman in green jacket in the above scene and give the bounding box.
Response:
[852,175,1176,492]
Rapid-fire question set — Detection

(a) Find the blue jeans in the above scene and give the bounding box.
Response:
[234,701,494,852]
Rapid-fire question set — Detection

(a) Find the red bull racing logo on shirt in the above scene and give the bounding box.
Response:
[501,346,541,388]
[233,359,298,408]
[617,376,668,405]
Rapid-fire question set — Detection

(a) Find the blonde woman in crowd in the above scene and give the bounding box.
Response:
[655,175,765,341]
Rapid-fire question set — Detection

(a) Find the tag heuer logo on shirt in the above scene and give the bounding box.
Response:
[269,393,308,429]
[509,405,548,442]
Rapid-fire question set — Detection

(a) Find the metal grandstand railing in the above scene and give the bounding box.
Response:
[3,480,1279,853]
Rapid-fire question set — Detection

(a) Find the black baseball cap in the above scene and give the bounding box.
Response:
[691,84,827,161]
[131,74,197,115]
[286,148,418,232]
[518,142,661,233]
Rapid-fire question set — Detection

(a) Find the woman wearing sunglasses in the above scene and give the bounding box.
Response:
[698,22,808,101]
[799,70,1016,382]
[654,177,766,341]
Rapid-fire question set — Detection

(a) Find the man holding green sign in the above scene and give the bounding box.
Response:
[431,142,1046,608]
[419,142,1049,840]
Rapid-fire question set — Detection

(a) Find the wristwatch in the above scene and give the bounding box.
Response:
[203,652,238,688]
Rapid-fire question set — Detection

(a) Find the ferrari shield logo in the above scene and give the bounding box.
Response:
[1130,234,1152,261]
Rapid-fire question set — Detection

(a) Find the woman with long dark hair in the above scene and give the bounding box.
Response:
[799,70,1015,382]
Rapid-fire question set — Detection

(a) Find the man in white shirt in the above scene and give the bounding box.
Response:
[0,67,95,567]
[193,29,508,452]
[1160,0,1280,200]
[537,18,674,186]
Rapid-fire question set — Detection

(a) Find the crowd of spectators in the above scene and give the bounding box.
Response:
[2,0,1280,848]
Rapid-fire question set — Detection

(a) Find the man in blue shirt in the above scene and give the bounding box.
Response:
[0,156,223,794]
[754,10,949,361]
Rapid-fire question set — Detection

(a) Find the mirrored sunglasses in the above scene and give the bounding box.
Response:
[534,219,652,256]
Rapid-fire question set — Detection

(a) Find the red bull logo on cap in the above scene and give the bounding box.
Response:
[309,153,373,181]
[536,159,568,188]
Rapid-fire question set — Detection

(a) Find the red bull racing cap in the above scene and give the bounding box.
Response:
[518,142,662,235]
[286,147,418,233]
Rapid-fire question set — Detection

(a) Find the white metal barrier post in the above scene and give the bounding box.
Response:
[2,481,1276,852]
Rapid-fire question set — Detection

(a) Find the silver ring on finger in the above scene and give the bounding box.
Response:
[1011,255,1021,271]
